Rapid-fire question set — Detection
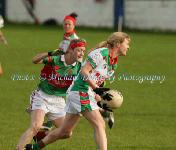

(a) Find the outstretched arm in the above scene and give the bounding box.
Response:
[32,52,48,64]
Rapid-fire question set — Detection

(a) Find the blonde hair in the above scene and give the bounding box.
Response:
[96,32,130,48]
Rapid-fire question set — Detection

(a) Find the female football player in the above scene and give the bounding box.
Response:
[28,32,130,150]
[16,39,86,150]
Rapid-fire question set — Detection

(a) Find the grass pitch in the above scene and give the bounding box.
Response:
[0,24,176,150]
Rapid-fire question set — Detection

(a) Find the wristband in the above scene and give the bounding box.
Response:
[48,51,53,56]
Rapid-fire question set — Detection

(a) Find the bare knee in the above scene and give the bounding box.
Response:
[30,122,43,135]
[94,118,106,130]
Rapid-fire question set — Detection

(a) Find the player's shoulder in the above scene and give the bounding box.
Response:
[70,33,79,39]
[74,33,79,39]
[50,54,62,63]
[88,47,108,57]
[100,47,108,54]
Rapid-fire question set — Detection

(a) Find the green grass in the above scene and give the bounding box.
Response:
[0,24,176,150]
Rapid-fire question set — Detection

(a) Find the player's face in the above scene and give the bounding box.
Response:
[73,47,86,61]
[63,19,75,33]
[118,38,130,56]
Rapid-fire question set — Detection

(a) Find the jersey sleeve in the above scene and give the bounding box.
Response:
[48,49,61,56]
[113,64,118,70]
[43,56,59,65]
[87,50,103,69]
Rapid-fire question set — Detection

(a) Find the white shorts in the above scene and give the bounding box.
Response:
[30,89,66,121]
[65,89,99,114]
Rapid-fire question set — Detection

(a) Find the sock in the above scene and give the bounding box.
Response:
[38,140,46,149]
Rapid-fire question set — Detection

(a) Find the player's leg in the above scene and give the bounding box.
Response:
[83,109,107,150]
[16,109,45,150]
[43,113,80,144]
[33,115,65,143]
[0,62,3,75]
[52,117,65,128]
[26,105,53,143]
[39,94,81,144]
[33,95,66,143]
[48,96,66,128]
[0,30,8,45]
[26,109,53,144]
[22,0,40,25]
[32,120,53,143]
[25,113,80,149]
[17,89,49,150]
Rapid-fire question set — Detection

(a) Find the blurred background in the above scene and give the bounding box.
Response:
[0,0,176,150]
[1,0,176,31]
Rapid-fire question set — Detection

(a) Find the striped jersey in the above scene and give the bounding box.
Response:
[39,55,81,96]
[70,47,118,92]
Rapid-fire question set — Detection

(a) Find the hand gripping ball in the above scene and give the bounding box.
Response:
[101,90,123,109]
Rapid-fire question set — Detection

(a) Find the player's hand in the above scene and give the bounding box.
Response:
[97,101,113,112]
[93,87,109,95]
[102,92,113,101]
[99,81,105,87]
[93,87,112,101]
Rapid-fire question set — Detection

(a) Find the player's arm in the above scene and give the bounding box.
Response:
[32,52,48,64]
[0,63,3,75]
[0,30,8,45]
[81,62,112,112]
[80,61,97,90]
[81,62,112,101]
[80,51,102,90]
[48,49,60,56]
[32,49,60,64]
[80,61,105,100]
